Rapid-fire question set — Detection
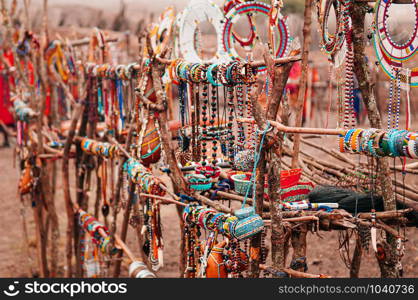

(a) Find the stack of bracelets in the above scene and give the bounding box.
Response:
[124,158,166,195]
[81,138,117,159]
[167,60,257,85]
[182,204,264,241]
[185,174,213,191]
[84,62,139,81]
[78,209,116,255]
[339,128,418,158]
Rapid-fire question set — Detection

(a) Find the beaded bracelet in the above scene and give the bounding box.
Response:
[350,128,363,153]
[343,129,356,152]
[185,174,213,191]
[207,64,221,86]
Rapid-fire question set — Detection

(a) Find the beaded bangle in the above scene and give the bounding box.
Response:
[185,174,213,191]
[350,128,363,153]
[339,133,346,153]
[344,129,356,152]
[207,64,221,86]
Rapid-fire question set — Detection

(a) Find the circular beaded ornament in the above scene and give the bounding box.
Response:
[148,6,176,55]
[178,0,230,63]
[222,1,291,72]
[373,0,418,87]
[223,0,257,50]
[374,0,418,62]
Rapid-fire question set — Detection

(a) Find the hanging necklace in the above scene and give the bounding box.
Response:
[210,83,219,165]
[201,83,209,166]
[236,84,245,151]
[226,85,235,163]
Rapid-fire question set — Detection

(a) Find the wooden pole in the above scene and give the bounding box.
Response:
[351,1,398,278]
[238,118,344,135]
[291,0,313,169]
[62,102,84,277]
[113,181,135,277]
[146,34,189,276]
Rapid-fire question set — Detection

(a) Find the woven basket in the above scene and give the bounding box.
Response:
[231,173,253,196]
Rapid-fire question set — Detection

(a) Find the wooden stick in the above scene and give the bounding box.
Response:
[62,103,84,277]
[113,181,135,277]
[70,37,118,47]
[155,55,301,68]
[193,194,234,214]
[357,209,412,220]
[259,264,331,278]
[140,193,186,207]
[352,0,398,278]
[284,216,319,223]
[292,0,313,169]
[238,118,344,135]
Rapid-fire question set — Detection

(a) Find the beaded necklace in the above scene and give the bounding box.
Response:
[210,83,219,165]
[201,83,209,166]
[184,223,201,278]
[342,0,356,129]
[236,84,245,151]
[246,83,256,149]
[226,85,236,163]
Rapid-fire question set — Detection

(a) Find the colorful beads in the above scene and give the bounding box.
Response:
[339,128,418,158]
[81,138,117,158]
[373,0,418,87]
[234,149,255,172]
[124,158,166,195]
[178,0,230,63]
[168,60,257,85]
[222,1,291,73]
[185,174,213,191]
[182,204,263,240]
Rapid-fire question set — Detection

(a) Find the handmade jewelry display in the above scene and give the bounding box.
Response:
[4,0,417,281]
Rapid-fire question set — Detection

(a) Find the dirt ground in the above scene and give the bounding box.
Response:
[0,136,417,278]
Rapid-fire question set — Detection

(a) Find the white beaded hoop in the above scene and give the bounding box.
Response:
[178,0,230,63]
